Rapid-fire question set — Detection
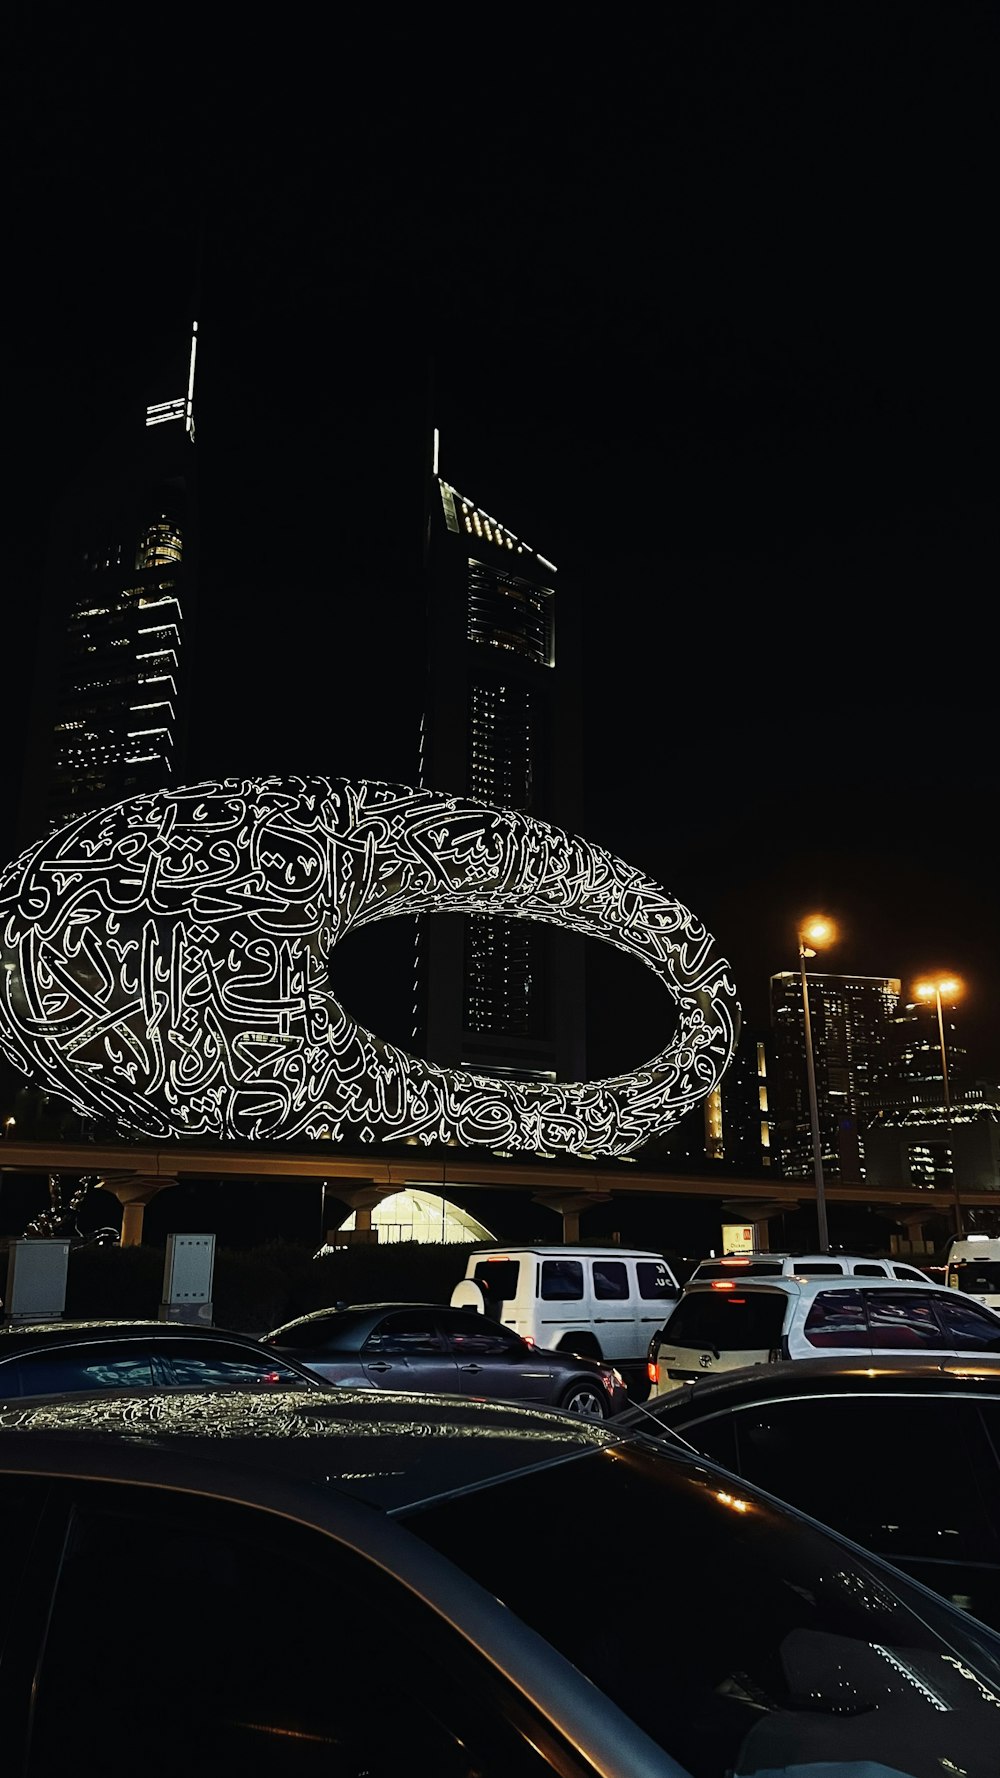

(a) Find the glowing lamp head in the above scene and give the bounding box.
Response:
[799,915,836,951]
[915,975,963,1004]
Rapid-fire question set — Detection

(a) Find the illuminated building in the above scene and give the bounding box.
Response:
[415,442,586,1087]
[17,325,199,847]
[881,996,968,1110]
[769,971,901,1184]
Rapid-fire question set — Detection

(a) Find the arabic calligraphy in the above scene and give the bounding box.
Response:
[0,777,740,1156]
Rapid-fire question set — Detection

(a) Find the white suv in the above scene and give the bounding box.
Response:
[685,1252,933,1285]
[648,1275,1000,1398]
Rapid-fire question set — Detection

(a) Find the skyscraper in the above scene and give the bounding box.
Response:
[769,970,901,1184]
[17,325,199,853]
[415,447,586,1088]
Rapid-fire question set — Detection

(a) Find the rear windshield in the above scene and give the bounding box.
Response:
[472,1260,521,1308]
[950,1261,1000,1294]
[694,1261,784,1279]
[664,1290,787,1350]
[267,1312,371,1352]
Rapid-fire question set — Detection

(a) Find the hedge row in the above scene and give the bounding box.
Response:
[64,1240,483,1335]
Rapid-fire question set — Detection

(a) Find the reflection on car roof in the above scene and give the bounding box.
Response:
[0,1385,630,1513]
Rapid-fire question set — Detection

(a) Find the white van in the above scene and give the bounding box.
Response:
[946,1237,1000,1312]
[451,1247,681,1393]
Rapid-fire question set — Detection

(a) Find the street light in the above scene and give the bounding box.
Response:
[797,915,837,1253]
[913,975,964,1238]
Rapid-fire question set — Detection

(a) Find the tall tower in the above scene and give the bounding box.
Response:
[769,971,901,1184]
[416,442,586,1087]
[17,325,199,852]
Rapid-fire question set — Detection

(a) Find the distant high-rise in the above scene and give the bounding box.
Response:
[415,447,586,1087]
[769,970,901,1183]
[17,325,199,852]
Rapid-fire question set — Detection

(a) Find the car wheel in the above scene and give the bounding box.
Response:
[559,1381,608,1418]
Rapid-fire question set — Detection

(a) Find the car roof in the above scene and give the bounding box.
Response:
[470,1247,664,1258]
[681,1274,961,1297]
[625,1352,1000,1426]
[0,1320,278,1351]
[266,1302,455,1336]
[0,1384,626,1513]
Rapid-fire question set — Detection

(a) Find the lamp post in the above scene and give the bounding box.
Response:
[914,976,963,1239]
[797,915,837,1254]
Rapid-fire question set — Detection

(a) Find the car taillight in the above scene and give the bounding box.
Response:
[711,1280,735,1290]
[262,1371,283,1384]
[647,1360,659,1384]
[522,1335,535,1347]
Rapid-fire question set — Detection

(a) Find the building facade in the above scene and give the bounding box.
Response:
[415,457,586,1086]
[769,970,901,1184]
[17,326,199,852]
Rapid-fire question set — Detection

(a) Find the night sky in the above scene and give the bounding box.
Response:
[6,8,997,1088]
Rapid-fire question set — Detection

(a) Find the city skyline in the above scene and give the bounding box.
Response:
[6,8,996,1104]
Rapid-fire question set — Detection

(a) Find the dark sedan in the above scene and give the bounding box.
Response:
[262,1301,629,1416]
[623,1353,1000,1629]
[0,1319,326,1399]
[4,1386,1000,1777]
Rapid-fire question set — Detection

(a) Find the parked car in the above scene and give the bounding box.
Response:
[451,1244,681,1398]
[647,1275,1000,1396]
[686,1249,933,1283]
[625,1352,1000,1631]
[262,1301,628,1416]
[2,1385,1000,1777]
[0,1319,326,1398]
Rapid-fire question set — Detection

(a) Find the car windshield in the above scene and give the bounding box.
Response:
[664,1289,787,1350]
[403,1437,1000,1778]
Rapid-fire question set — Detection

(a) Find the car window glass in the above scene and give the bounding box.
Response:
[665,1290,787,1350]
[265,1313,355,1352]
[793,1263,846,1276]
[363,1312,446,1356]
[893,1266,930,1281]
[932,1296,1000,1350]
[731,1396,1000,1567]
[540,1260,583,1301]
[865,1291,947,1350]
[636,1260,681,1297]
[27,1490,549,1778]
[9,1348,155,1395]
[407,1437,1000,1778]
[0,1475,50,1650]
[950,1261,1000,1295]
[677,1412,738,1470]
[159,1345,306,1388]
[471,1259,520,1308]
[442,1321,525,1358]
[592,1261,628,1301]
[802,1290,869,1349]
[852,1264,887,1277]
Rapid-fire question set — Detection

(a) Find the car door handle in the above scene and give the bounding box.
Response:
[458,1363,482,1373]
[366,1361,391,1372]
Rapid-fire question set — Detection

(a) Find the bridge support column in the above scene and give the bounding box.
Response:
[104,1174,174,1248]
[326,1183,394,1245]
[531,1192,613,1244]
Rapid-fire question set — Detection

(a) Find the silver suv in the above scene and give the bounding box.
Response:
[648,1274,1000,1397]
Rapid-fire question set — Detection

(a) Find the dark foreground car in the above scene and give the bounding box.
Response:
[262,1300,629,1415]
[0,1318,325,1398]
[2,1388,1000,1778]
[622,1353,1000,1630]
